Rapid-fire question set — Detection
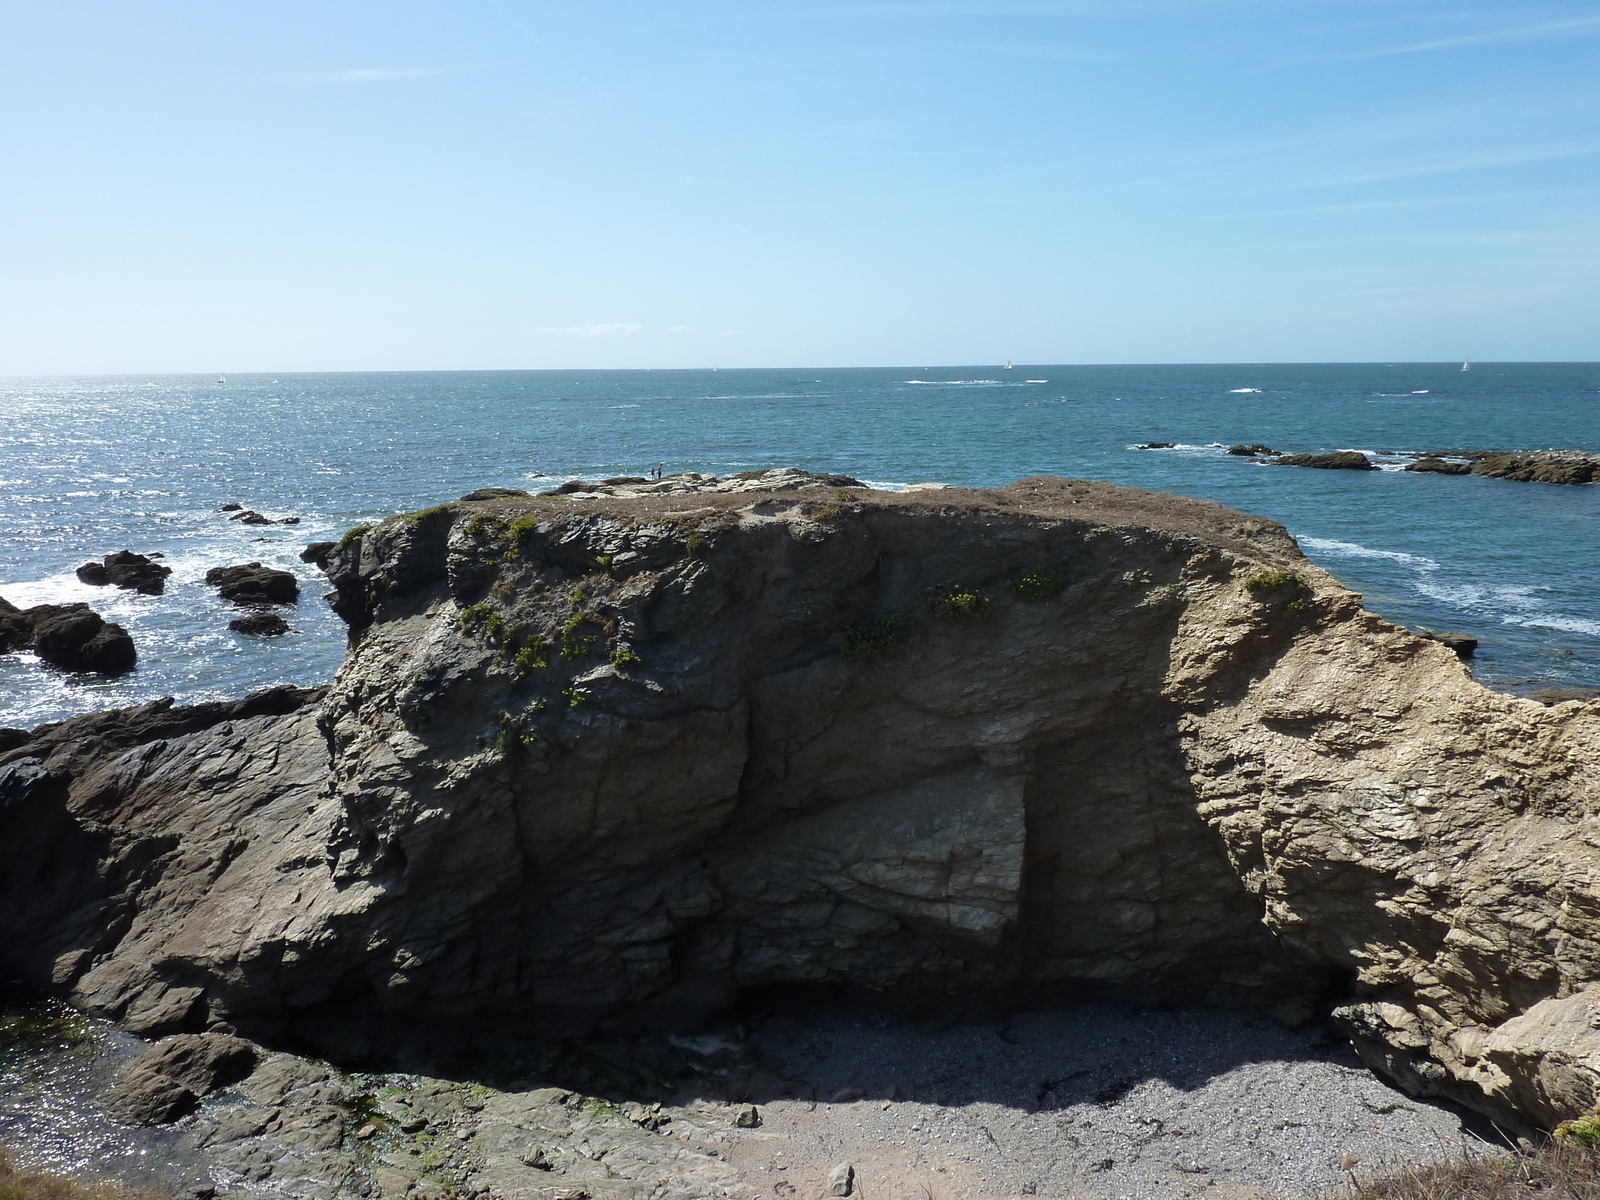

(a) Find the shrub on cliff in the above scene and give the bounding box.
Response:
[1338,1136,1600,1199]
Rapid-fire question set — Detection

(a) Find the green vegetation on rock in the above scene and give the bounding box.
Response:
[929,586,990,622]
[1009,568,1066,601]
[561,614,603,658]
[338,524,372,550]
[842,613,919,661]
[1244,569,1312,612]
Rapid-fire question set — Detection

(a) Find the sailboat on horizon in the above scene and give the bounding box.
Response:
[1003,360,1013,371]
[1460,361,1471,372]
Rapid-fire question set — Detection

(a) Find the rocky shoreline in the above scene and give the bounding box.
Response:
[1138,443,1600,484]
[3,468,1600,1197]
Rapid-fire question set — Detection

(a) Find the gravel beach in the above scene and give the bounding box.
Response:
[690,1001,1507,1200]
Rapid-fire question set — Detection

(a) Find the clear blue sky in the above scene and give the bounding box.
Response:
[3,2,1597,371]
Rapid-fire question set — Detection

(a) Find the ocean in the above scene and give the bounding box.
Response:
[1,363,1596,729]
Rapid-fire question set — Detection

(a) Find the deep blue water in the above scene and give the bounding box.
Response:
[2,364,1596,728]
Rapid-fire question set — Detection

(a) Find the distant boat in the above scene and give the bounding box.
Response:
[1004,360,1013,370]
[217,375,226,384]
[1460,361,1470,372]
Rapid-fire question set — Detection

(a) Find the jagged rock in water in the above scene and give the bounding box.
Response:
[205,562,299,605]
[0,473,1597,1136]
[1405,457,1473,476]
[74,551,172,594]
[1226,444,1279,457]
[0,601,137,673]
[229,611,291,636]
[1272,451,1379,470]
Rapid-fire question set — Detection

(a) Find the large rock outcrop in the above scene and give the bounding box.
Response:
[1,471,1597,1133]
[0,596,137,673]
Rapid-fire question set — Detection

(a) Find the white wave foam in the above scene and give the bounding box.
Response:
[1411,577,1600,638]
[1297,537,1439,570]
[1412,390,1429,394]
[903,380,1002,386]
[1025,379,1049,384]
[1228,388,1262,393]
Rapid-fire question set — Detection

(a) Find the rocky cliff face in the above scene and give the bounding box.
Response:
[3,471,1598,1132]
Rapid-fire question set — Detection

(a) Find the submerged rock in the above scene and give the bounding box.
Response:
[1272,451,1379,470]
[1,475,1598,1136]
[205,562,299,605]
[1227,443,1279,457]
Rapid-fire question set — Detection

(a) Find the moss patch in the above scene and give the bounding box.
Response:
[1009,568,1066,601]
[843,613,920,661]
[929,586,990,622]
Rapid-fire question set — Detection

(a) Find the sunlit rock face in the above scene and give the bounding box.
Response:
[2,469,1597,1132]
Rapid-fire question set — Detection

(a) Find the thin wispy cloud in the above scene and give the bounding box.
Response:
[1352,15,1600,59]
[290,66,478,84]
[534,324,644,337]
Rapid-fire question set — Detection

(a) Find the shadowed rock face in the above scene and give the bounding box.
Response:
[1,471,1597,1132]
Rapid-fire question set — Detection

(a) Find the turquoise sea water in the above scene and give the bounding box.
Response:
[1,364,1596,728]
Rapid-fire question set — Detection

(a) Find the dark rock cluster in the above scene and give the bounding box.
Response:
[0,596,136,673]
[1272,451,1380,471]
[75,550,172,594]
[218,503,301,525]
[206,562,300,606]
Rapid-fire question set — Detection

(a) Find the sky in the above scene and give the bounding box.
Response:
[2,1,1598,371]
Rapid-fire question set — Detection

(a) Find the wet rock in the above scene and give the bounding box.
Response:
[1405,457,1472,476]
[103,551,173,595]
[1272,451,1380,470]
[105,1033,260,1125]
[229,510,301,526]
[27,604,137,673]
[205,563,299,605]
[229,612,291,637]
[0,596,33,652]
[1417,629,1478,659]
[299,542,337,569]
[460,487,532,502]
[1137,442,1176,449]
[1227,444,1279,457]
[76,561,111,585]
[216,504,243,512]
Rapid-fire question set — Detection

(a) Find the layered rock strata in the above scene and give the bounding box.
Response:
[2,471,1598,1133]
